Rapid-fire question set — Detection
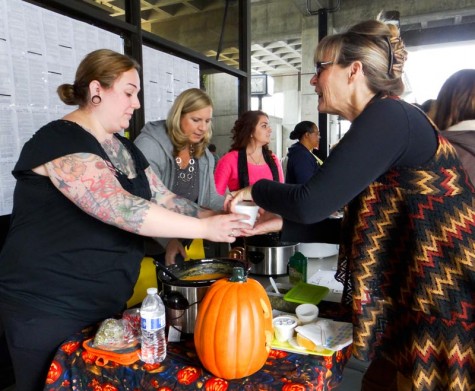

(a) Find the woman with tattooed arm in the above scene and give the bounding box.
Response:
[0,49,247,391]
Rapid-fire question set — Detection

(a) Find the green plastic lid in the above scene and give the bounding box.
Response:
[283,281,329,304]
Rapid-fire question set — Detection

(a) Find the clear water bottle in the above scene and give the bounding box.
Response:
[140,287,167,363]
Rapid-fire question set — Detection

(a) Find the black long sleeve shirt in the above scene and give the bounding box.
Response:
[252,98,437,231]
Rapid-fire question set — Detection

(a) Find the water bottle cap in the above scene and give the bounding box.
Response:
[147,287,158,295]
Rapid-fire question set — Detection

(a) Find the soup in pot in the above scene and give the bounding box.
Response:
[181,273,227,281]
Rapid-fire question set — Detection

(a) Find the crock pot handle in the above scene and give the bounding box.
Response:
[247,251,265,265]
[162,291,190,310]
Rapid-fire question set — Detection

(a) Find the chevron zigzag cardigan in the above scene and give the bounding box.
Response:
[336,135,475,390]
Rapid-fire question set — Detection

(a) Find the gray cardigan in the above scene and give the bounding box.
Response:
[135,120,225,251]
[134,120,224,211]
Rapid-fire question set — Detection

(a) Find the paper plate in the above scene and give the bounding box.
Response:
[288,337,308,350]
[296,320,353,352]
[283,281,329,304]
[271,336,334,356]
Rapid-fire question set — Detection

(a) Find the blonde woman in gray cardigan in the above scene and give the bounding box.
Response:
[135,88,225,265]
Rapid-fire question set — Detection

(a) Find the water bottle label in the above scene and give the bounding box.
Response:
[141,314,165,330]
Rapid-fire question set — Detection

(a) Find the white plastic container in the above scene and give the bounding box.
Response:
[140,287,167,363]
[299,243,339,259]
[234,201,259,226]
[295,303,319,324]
[273,315,298,342]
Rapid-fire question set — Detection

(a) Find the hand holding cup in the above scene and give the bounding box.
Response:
[234,201,259,227]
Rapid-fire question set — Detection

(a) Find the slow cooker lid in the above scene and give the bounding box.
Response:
[244,232,299,247]
[155,258,249,287]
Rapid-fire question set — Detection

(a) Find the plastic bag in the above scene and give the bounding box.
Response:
[122,308,141,340]
[92,316,138,350]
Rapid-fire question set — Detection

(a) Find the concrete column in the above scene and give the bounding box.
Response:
[205,73,238,157]
[299,15,320,144]
[273,73,300,157]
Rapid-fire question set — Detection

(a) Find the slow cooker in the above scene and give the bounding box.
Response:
[155,258,249,334]
[244,233,300,276]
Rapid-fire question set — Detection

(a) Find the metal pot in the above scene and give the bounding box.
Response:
[244,233,300,276]
[155,258,248,334]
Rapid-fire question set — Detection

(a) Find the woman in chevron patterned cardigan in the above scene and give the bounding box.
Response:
[228,19,475,391]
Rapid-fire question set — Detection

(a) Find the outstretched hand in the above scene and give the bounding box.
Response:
[201,212,251,243]
[223,186,283,237]
[224,186,254,212]
[164,239,186,266]
[239,210,283,237]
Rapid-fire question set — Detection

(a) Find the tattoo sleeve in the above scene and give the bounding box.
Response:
[144,167,204,217]
[45,153,150,234]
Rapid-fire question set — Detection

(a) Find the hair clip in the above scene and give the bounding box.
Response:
[384,36,394,76]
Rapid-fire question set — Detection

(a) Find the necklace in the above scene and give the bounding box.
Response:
[247,150,263,165]
[175,144,196,182]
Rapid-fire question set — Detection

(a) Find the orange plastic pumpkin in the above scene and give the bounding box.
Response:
[194,267,273,379]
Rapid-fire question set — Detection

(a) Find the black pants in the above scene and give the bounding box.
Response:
[0,304,91,391]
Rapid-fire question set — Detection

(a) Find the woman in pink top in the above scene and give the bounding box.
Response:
[214,110,284,195]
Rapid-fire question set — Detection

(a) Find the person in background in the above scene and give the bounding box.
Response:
[420,98,436,119]
[214,110,284,196]
[134,88,225,265]
[284,120,340,244]
[279,149,289,177]
[228,20,475,390]
[433,69,475,185]
[285,120,322,184]
[0,49,247,391]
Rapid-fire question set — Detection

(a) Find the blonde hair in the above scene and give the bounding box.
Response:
[57,49,140,108]
[315,19,407,96]
[166,88,213,158]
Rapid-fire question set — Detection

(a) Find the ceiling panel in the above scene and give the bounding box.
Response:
[87,0,475,76]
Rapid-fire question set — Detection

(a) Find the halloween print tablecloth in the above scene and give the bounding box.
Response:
[44,327,352,391]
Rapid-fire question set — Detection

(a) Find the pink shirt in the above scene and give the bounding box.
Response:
[214,150,284,195]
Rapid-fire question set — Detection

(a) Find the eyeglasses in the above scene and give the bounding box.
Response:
[314,61,334,77]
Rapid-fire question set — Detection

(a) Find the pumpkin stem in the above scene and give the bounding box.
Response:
[229,267,247,282]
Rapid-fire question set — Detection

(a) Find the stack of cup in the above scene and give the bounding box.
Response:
[272,315,298,342]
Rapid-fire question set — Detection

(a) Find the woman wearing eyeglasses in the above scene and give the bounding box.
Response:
[229,18,475,390]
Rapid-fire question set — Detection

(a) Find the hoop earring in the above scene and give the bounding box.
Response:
[91,95,102,105]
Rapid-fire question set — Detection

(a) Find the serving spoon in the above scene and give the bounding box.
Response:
[154,261,180,281]
[269,276,280,294]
